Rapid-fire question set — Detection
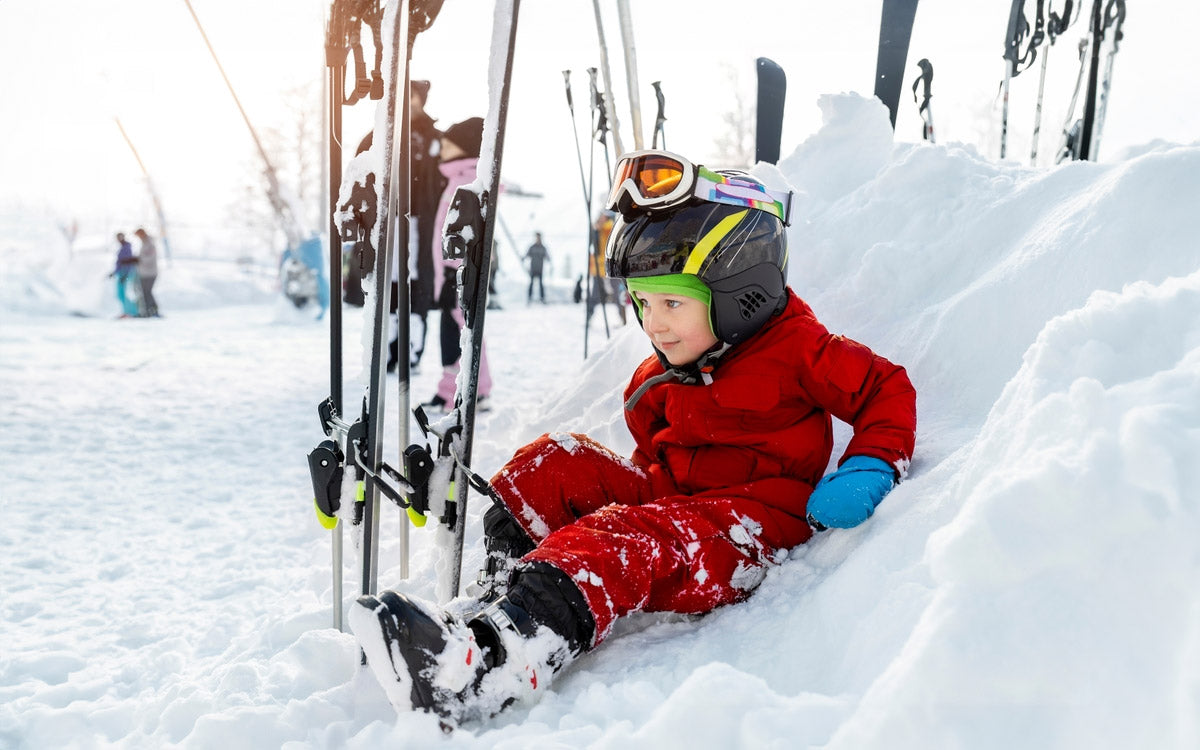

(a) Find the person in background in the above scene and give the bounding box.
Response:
[423,117,492,412]
[133,228,160,318]
[397,79,447,372]
[111,232,140,318]
[523,232,550,304]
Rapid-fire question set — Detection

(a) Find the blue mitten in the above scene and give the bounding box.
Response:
[806,455,897,530]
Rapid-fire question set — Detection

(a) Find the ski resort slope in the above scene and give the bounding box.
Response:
[2,95,1198,749]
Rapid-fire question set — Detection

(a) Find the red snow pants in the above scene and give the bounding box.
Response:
[489,433,813,646]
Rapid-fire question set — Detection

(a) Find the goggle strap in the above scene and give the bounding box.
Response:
[694,171,793,225]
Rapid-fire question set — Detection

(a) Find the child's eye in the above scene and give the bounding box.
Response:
[665,299,681,309]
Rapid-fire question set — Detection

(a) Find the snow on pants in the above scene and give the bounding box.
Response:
[489,433,812,646]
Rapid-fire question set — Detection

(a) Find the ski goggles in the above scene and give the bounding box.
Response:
[605,149,793,225]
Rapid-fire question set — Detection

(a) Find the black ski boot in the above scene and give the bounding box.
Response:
[349,563,595,723]
[465,501,536,602]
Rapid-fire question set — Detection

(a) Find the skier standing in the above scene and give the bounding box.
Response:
[110,232,140,318]
[523,232,550,303]
[352,150,917,722]
[133,228,160,317]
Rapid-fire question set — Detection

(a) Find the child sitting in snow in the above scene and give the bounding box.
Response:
[350,150,917,723]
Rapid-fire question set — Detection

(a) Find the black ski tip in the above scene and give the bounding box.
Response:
[755,57,787,166]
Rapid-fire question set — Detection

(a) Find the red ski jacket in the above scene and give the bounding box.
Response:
[623,289,916,519]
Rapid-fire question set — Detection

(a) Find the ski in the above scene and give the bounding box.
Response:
[755,57,786,165]
[309,0,444,630]
[427,0,522,600]
[874,0,920,130]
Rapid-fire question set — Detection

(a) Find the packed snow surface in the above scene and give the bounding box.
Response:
[2,95,1198,749]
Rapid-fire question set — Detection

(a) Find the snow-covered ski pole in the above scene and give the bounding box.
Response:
[439,0,522,598]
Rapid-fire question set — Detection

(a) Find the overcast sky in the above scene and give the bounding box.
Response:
[2,0,1196,241]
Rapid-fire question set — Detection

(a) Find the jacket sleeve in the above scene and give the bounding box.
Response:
[623,357,666,469]
[796,326,917,476]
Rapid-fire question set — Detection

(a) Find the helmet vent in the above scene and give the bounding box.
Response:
[736,290,768,319]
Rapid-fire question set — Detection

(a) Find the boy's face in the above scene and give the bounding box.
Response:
[633,291,719,366]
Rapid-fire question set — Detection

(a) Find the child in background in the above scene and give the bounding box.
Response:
[423,117,492,411]
[351,150,917,723]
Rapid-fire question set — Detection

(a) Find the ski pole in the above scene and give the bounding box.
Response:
[581,74,612,343]
[1031,44,1050,164]
[323,1,348,632]
[588,68,613,190]
[1031,1,1077,164]
[564,70,605,357]
[1077,0,1104,160]
[1090,0,1125,160]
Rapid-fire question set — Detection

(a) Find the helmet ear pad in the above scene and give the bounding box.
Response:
[707,264,786,345]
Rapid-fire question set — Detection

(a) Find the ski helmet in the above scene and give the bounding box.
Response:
[606,170,789,346]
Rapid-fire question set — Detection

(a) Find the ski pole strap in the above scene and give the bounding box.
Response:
[1047,0,1075,40]
[1103,0,1125,49]
[1004,0,1048,76]
[446,441,495,496]
[911,58,933,114]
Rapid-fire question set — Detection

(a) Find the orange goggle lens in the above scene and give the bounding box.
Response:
[609,153,691,209]
[631,156,685,197]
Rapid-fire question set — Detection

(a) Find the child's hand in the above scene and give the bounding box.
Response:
[805,456,896,530]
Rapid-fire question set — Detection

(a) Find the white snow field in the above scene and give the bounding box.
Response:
[2,95,1198,749]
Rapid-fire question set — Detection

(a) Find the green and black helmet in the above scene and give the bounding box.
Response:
[604,151,791,346]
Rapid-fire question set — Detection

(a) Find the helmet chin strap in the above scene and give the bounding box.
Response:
[624,341,732,411]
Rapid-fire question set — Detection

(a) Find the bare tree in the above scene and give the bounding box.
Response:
[712,64,754,168]
[225,80,324,261]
